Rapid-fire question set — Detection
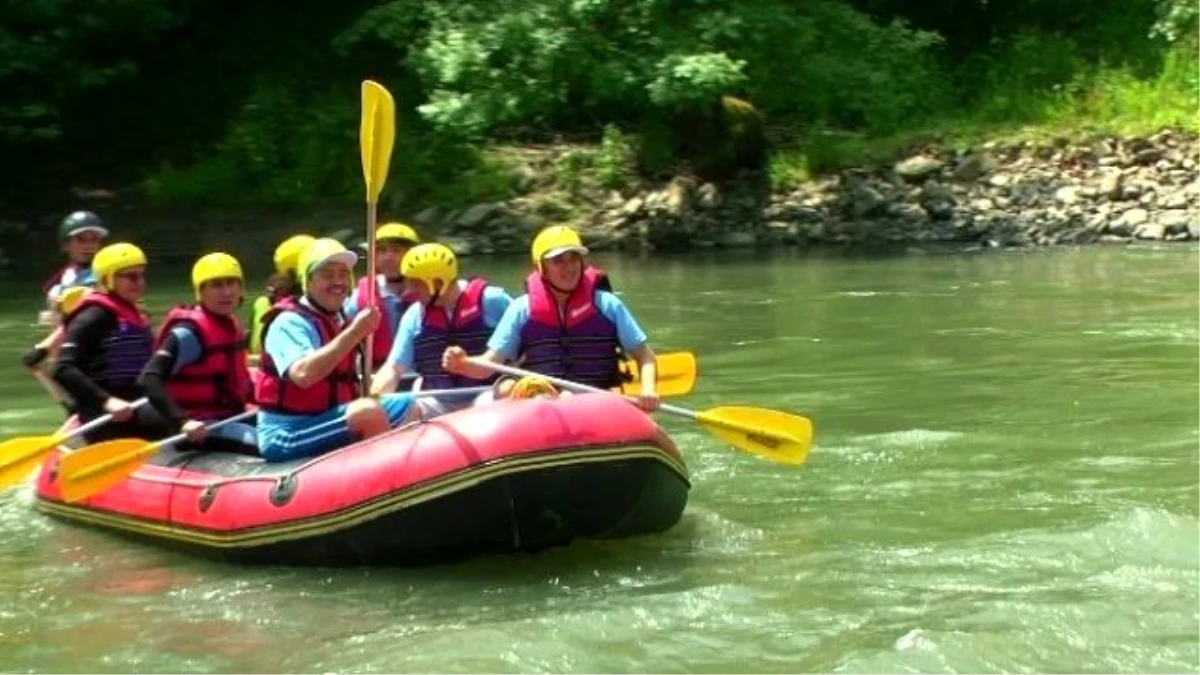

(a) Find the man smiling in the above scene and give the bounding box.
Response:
[254,238,419,461]
[442,225,661,412]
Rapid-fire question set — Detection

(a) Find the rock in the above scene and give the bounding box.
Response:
[894,156,945,181]
[1157,210,1195,236]
[1054,186,1078,204]
[951,153,991,181]
[1160,189,1190,210]
[717,230,757,247]
[695,183,721,210]
[1110,207,1150,235]
[1099,170,1123,200]
[413,207,442,227]
[1134,222,1167,240]
[988,174,1011,188]
[454,202,506,229]
[848,185,886,218]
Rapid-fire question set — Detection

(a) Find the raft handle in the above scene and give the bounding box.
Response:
[270,474,298,507]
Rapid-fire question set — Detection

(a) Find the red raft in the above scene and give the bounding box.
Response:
[33,393,690,565]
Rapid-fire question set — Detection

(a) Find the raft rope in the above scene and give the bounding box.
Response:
[509,376,558,400]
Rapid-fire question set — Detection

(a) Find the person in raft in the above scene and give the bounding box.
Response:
[22,211,110,370]
[254,238,420,462]
[135,252,258,454]
[369,242,513,416]
[52,242,174,442]
[441,225,661,412]
[343,221,421,371]
[247,233,315,355]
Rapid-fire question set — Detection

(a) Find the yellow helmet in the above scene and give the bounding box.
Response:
[401,243,458,295]
[531,225,589,272]
[376,222,420,245]
[93,242,148,290]
[191,252,244,299]
[298,238,358,294]
[273,234,316,276]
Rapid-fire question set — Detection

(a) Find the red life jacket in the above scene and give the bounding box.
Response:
[253,297,359,415]
[353,275,405,369]
[155,305,250,420]
[520,266,622,388]
[64,291,153,393]
[411,277,496,389]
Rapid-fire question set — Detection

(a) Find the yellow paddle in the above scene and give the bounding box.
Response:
[359,79,397,397]
[57,409,257,504]
[246,349,698,396]
[0,397,149,491]
[58,285,90,316]
[468,359,812,465]
[620,350,696,397]
[55,385,494,503]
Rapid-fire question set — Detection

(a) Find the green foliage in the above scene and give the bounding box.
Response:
[2,0,1196,215]
[0,0,180,142]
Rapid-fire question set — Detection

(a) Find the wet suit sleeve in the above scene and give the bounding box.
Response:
[137,326,203,426]
[52,306,118,414]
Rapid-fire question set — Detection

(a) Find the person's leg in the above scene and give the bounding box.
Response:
[377,393,420,426]
[256,407,356,462]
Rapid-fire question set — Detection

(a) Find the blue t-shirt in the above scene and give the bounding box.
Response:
[263,299,343,378]
[486,290,647,361]
[344,276,405,329]
[168,326,205,372]
[385,281,513,371]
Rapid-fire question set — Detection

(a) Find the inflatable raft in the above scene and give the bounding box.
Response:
[32,393,690,565]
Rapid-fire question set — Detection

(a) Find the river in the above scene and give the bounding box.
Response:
[0,244,1196,673]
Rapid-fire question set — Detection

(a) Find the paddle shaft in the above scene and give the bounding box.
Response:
[66,397,151,444]
[465,359,697,420]
[362,202,378,397]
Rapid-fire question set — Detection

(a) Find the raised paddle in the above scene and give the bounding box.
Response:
[56,385,494,503]
[467,358,812,466]
[359,79,397,397]
[0,397,150,491]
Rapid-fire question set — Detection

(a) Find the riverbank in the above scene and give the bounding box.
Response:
[12,128,1195,272]
[423,127,1198,254]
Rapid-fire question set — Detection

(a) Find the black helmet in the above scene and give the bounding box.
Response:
[59,211,109,241]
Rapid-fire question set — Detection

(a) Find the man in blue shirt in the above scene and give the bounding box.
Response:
[254,238,419,462]
[442,225,660,411]
[371,243,512,416]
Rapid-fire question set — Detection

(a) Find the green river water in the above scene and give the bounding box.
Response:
[0,245,1195,674]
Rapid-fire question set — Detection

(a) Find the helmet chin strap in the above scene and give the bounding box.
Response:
[305,292,340,315]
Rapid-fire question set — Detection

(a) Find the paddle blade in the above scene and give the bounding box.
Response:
[57,438,154,503]
[0,436,59,490]
[618,351,697,397]
[697,406,813,465]
[58,286,89,315]
[359,80,396,203]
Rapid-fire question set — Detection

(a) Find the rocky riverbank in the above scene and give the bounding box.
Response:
[5,129,1194,271]
[419,128,1198,254]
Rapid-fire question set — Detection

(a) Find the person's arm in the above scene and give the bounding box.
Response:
[279,309,378,389]
[599,292,659,410]
[444,296,526,379]
[137,326,203,427]
[51,306,118,412]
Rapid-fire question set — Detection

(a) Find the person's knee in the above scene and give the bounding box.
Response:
[345,398,388,438]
